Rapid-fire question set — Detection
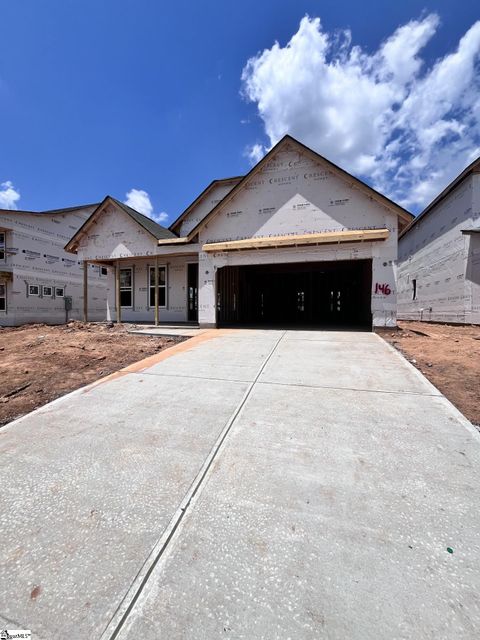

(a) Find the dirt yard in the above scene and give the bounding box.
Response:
[0,322,183,428]
[379,321,480,428]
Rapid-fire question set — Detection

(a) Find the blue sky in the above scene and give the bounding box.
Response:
[0,0,479,220]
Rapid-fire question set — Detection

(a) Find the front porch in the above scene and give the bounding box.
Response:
[82,253,199,326]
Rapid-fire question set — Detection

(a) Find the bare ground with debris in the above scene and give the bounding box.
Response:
[0,322,183,427]
[378,321,480,428]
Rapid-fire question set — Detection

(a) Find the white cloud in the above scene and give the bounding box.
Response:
[0,180,20,210]
[124,188,169,225]
[241,15,480,211]
[245,143,265,165]
[154,211,169,224]
[124,188,153,216]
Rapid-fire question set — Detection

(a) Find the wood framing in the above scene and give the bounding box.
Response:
[0,271,13,282]
[83,260,88,322]
[157,237,191,245]
[115,260,121,324]
[154,255,159,326]
[202,229,389,253]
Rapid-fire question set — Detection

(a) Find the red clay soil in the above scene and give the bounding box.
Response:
[378,321,480,428]
[2,320,478,431]
[0,321,183,428]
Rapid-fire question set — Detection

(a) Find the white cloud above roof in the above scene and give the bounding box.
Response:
[244,143,265,165]
[241,14,480,211]
[0,180,20,210]
[124,188,168,225]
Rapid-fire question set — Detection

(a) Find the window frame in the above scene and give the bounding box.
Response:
[119,267,133,309]
[0,231,5,263]
[0,282,6,312]
[100,266,108,276]
[29,284,40,296]
[43,285,53,297]
[148,265,167,309]
[55,286,65,298]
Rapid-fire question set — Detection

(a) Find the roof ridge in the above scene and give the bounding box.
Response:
[108,196,177,239]
[400,154,480,238]
[184,134,412,240]
[111,197,165,226]
[0,204,99,215]
[169,175,243,232]
[0,208,39,214]
[65,194,177,253]
[42,202,100,214]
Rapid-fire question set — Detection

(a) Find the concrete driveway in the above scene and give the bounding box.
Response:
[1,330,479,639]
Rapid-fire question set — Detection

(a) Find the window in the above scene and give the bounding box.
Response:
[412,278,417,301]
[296,290,305,312]
[148,266,166,308]
[0,232,5,262]
[0,283,6,311]
[29,284,40,296]
[43,286,53,297]
[55,287,65,298]
[120,268,133,307]
[100,267,108,276]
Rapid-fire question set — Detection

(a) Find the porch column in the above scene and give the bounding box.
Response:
[83,260,88,323]
[116,260,122,324]
[198,252,221,328]
[154,255,159,326]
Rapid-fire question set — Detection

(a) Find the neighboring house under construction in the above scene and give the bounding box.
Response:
[0,204,107,326]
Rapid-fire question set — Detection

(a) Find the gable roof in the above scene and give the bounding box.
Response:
[42,203,99,214]
[109,198,177,240]
[180,135,413,242]
[169,176,243,233]
[0,208,41,215]
[0,203,99,216]
[64,195,177,253]
[399,155,480,239]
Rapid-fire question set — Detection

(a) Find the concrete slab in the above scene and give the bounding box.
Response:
[144,332,281,382]
[127,325,207,338]
[0,338,256,639]
[282,329,378,342]
[260,333,436,394]
[1,329,480,639]
[114,332,480,640]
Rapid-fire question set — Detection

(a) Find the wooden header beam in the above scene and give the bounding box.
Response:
[202,228,389,253]
[157,237,190,245]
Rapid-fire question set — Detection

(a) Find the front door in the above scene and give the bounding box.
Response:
[187,263,198,322]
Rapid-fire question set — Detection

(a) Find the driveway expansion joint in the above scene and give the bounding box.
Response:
[135,371,255,384]
[256,379,444,397]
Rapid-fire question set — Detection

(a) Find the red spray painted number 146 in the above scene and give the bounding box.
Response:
[375,283,392,295]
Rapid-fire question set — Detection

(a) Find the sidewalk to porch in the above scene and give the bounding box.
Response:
[126,322,206,337]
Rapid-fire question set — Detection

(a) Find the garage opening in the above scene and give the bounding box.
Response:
[217,259,372,329]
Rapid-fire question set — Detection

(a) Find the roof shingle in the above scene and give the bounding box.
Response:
[109,198,177,240]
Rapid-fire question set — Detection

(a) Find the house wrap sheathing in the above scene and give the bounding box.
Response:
[398,158,480,324]
[0,204,107,326]
[66,136,412,328]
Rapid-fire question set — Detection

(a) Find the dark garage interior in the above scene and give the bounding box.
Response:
[216,259,372,329]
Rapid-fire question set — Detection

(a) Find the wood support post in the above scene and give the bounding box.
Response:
[116,260,121,324]
[83,260,88,323]
[154,256,159,326]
